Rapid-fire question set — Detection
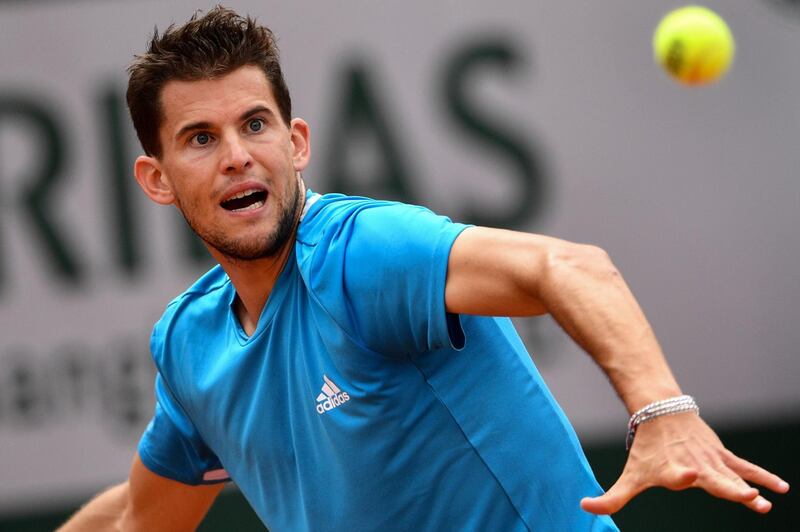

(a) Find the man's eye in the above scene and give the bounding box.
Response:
[248,119,264,132]
[194,133,211,145]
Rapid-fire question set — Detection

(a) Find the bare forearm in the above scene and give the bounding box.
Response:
[536,243,681,412]
[58,482,128,532]
[446,228,683,411]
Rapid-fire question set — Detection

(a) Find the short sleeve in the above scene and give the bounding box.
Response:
[305,201,469,355]
[138,372,229,485]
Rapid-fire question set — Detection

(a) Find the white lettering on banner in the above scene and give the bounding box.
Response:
[0,340,154,437]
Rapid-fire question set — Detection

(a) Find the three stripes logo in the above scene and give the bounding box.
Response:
[315,374,351,414]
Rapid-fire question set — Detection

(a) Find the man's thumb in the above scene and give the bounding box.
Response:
[580,478,636,515]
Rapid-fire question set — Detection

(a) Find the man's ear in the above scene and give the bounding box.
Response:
[134,155,175,205]
[289,118,311,172]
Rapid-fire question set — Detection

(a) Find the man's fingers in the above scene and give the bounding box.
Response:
[693,463,759,504]
[743,495,773,514]
[721,450,791,494]
[669,465,772,513]
[580,473,641,515]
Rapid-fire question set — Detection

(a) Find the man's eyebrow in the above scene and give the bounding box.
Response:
[175,121,212,141]
[239,105,275,121]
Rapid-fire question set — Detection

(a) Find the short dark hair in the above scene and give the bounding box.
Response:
[126,6,292,158]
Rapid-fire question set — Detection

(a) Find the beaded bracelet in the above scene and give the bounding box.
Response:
[626,395,699,450]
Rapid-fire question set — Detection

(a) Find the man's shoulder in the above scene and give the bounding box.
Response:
[298,191,383,239]
[152,265,231,347]
[297,190,436,247]
[165,264,230,310]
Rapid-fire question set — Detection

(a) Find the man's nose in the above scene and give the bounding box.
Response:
[219,134,253,173]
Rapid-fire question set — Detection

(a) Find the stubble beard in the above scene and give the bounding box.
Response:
[180,177,303,262]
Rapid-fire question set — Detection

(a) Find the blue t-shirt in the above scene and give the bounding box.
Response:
[138,191,617,531]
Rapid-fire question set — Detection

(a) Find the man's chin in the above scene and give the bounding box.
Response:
[210,239,283,262]
[196,183,301,263]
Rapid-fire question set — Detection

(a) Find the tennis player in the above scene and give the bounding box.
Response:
[60,7,788,531]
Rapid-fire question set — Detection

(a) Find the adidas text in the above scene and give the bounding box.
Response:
[316,392,351,414]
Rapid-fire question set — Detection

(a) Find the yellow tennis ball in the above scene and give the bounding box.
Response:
[653,6,735,86]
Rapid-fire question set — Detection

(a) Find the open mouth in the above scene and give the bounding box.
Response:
[220,189,267,212]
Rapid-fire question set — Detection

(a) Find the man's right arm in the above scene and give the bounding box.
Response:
[58,453,225,531]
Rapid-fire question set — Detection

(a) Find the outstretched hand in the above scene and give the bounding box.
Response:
[580,413,790,515]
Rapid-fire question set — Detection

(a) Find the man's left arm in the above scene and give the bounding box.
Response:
[445,226,790,514]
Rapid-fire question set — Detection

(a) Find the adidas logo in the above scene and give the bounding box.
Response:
[315,374,351,414]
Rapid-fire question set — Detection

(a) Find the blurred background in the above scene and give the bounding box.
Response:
[0,0,797,530]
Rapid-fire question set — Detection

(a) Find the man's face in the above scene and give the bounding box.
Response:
[147,65,309,261]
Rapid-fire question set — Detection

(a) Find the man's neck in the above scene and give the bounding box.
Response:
[214,181,306,336]
[222,241,294,336]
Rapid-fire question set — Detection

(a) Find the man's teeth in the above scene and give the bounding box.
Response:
[231,199,265,212]
[230,189,259,200]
